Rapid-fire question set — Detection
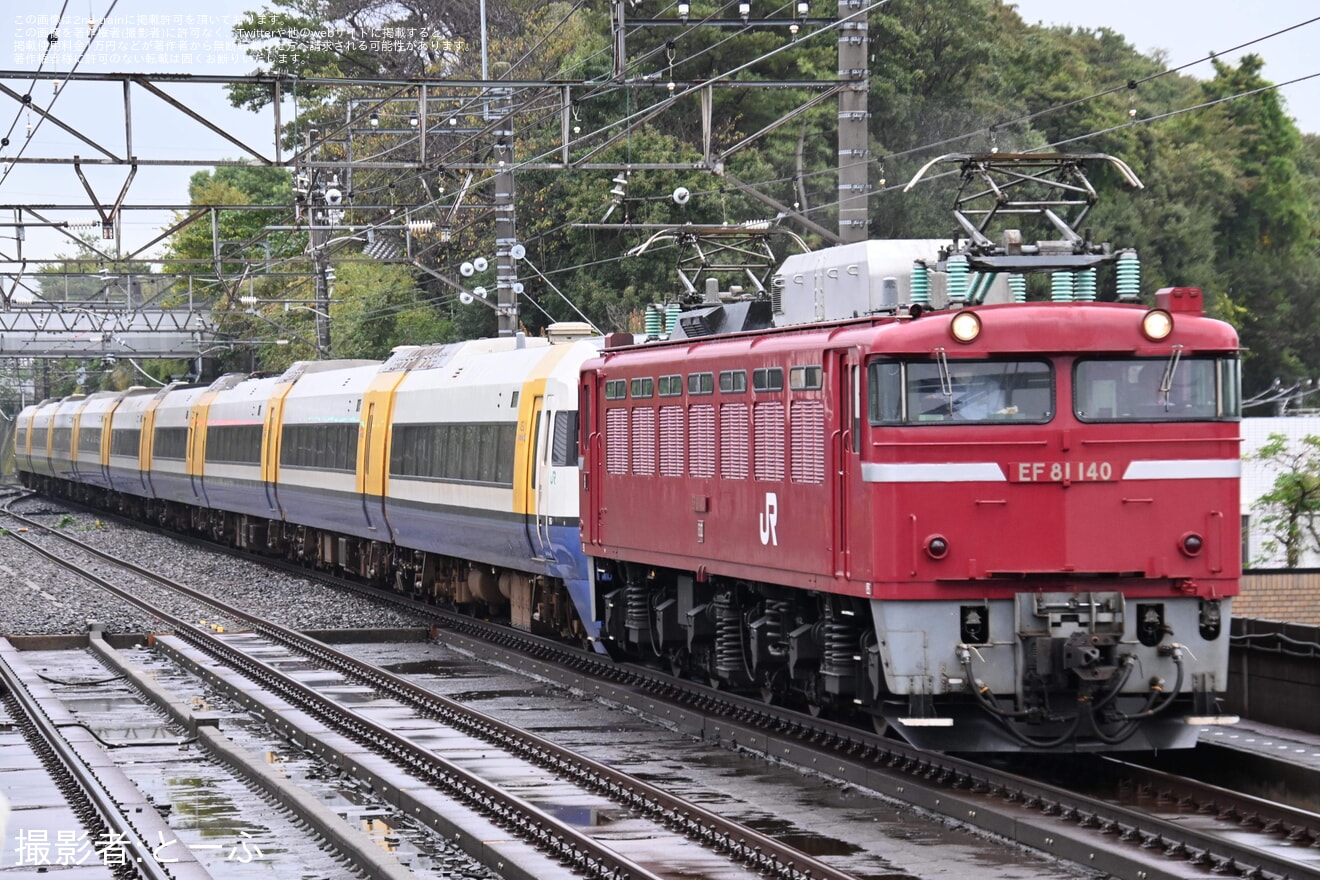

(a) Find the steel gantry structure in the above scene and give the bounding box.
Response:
[0,0,869,355]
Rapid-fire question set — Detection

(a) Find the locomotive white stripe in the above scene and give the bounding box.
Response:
[862,459,1241,483]
[1122,459,1241,480]
[861,462,1007,482]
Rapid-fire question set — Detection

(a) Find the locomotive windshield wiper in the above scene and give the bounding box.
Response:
[934,347,953,401]
[1159,344,1184,410]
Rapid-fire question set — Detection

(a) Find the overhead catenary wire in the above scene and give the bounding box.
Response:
[0,0,120,191]
[16,5,1318,347]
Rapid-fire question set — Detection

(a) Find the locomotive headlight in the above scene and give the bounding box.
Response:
[950,310,981,343]
[1179,532,1204,556]
[925,535,950,559]
[1141,308,1173,341]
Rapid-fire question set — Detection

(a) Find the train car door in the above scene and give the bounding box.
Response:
[359,401,386,532]
[521,395,553,560]
[828,348,860,579]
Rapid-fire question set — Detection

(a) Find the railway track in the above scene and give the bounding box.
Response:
[2,499,866,880]
[8,495,1320,879]
[0,639,210,880]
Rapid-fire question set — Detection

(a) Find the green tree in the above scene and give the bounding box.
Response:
[1250,432,1320,567]
[330,260,457,358]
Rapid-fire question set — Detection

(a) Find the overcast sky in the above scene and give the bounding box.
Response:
[1009,0,1320,134]
[2,0,1316,262]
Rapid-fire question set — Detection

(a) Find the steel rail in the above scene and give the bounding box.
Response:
[0,642,205,880]
[2,506,861,880]
[12,495,1319,879]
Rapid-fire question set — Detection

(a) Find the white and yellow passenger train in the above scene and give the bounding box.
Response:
[15,327,603,642]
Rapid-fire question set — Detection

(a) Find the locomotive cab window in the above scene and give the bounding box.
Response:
[1074,357,1240,421]
[868,359,1054,424]
[752,367,784,393]
[790,365,823,391]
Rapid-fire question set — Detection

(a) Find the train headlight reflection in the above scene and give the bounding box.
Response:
[950,311,981,343]
[1141,309,1173,341]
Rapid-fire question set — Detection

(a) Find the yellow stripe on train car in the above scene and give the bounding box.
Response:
[512,344,576,516]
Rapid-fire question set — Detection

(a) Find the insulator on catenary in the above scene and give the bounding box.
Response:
[1116,250,1141,302]
[1074,268,1097,302]
[946,255,969,304]
[1050,270,1074,303]
[1009,274,1027,303]
[665,303,681,337]
[910,261,931,306]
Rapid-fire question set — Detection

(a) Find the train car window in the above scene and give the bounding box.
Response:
[658,375,683,397]
[688,404,715,478]
[868,359,1052,424]
[206,424,263,463]
[341,425,360,471]
[1219,358,1241,418]
[446,423,464,477]
[388,422,512,485]
[605,379,627,400]
[753,368,784,393]
[430,424,448,476]
[79,427,102,454]
[753,401,786,481]
[719,370,748,394]
[496,423,516,484]
[551,411,579,467]
[630,377,654,399]
[790,365,823,391]
[1074,357,1233,422]
[400,425,417,474]
[790,399,826,483]
[111,428,140,457]
[688,372,714,395]
[477,424,496,482]
[456,424,476,480]
[154,427,188,460]
[720,403,749,479]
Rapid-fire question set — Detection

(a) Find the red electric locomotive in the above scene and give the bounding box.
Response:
[579,287,1239,751]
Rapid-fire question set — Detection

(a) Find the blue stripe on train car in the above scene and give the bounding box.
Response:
[201,475,274,518]
[382,496,599,641]
[277,482,377,540]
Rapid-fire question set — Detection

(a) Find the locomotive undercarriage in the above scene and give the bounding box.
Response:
[598,563,889,725]
[597,558,1232,750]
